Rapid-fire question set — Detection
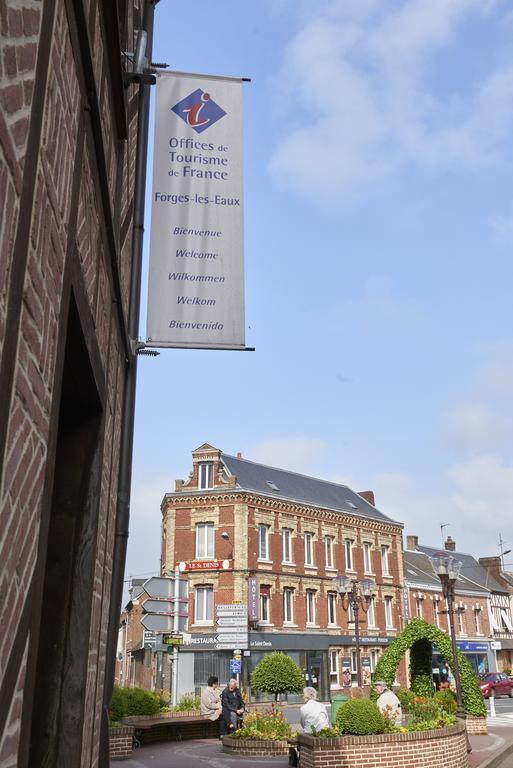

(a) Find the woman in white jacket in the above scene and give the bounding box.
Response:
[300,687,329,733]
[200,676,222,720]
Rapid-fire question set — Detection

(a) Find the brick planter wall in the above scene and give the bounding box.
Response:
[298,722,468,768]
[465,716,487,735]
[109,726,134,761]
[122,710,202,723]
[222,736,290,756]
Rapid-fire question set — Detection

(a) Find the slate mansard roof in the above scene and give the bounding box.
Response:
[171,448,401,526]
[404,546,508,595]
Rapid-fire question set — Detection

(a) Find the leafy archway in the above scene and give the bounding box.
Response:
[372,618,486,716]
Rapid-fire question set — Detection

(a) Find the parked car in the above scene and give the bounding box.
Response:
[479,673,513,699]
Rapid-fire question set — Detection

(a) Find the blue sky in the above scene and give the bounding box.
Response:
[125,0,513,586]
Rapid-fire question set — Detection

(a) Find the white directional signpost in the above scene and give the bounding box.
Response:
[215,604,248,652]
[140,571,188,705]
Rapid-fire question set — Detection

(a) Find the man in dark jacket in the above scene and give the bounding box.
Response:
[220,678,244,735]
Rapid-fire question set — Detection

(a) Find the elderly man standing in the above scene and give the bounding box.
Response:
[300,687,329,733]
[374,680,402,725]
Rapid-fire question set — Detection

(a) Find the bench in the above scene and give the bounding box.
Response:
[122,713,219,745]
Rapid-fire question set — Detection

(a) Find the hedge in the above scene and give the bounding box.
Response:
[371,618,486,717]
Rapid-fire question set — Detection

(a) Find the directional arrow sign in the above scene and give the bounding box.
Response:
[141,613,175,632]
[216,617,248,627]
[143,599,174,614]
[143,576,188,599]
[215,634,248,644]
[216,625,248,634]
[217,604,247,613]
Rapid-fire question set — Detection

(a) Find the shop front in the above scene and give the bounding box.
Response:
[432,640,495,688]
[180,632,393,702]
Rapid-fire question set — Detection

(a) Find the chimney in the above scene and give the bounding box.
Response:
[444,536,456,552]
[358,490,375,506]
[236,452,242,459]
[406,535,419,551]
[479,556,503,583]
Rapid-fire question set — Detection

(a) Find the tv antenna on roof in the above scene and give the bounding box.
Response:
[440,522,450,546]
[499,533,511,569]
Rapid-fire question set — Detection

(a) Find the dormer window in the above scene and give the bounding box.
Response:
[199,461,214,489]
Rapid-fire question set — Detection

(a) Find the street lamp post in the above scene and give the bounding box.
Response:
[332,575,376,687]
[429,553,472,754]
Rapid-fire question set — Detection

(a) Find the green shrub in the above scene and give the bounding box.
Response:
[434,689,457,714]
[251,652,304,701]
[309,726,341,738]
[336,699,385,735]
[395,688,416,712]
[231,707,293,741]
[109,685,161,721]
[409,697,441,723]
[371,618,486,717]
[172,693,200,711]
[110,686,126,722]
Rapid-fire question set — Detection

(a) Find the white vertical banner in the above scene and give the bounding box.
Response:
[147,71,245,349]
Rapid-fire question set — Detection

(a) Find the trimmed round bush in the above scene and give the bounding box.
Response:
[336,698,385,735]
[251,652,304,701]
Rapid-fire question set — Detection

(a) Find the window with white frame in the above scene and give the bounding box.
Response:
[458,607,466,634]
[363,542,372,573]
[381,544,390,575]
[304,532,314,566]
[260,586,271,623]
[348,600,355,624]
[195,586,213,623]
[283,588,294,623]
[369,649,380,672]
[345,539,354,570]
[325,536,334,569]
[258,524,270,560]
[198,461,214,489]
[474,608,481,635]
[282,528,293,563]
[367,597,376,627]
[306,590,316,624]
[196,523,214,559]
[433,598,440,628]
[328,592,338,625]
[330,650,339,682]
[384,597,393,628]
[415,597,423,619]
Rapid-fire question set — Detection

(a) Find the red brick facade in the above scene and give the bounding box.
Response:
[0,1,145,765]
[162,445,407,694]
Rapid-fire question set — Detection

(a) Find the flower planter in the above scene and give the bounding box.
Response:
[109,725,134,761]
[465,716,487,735]
[298,722,469,768]
[222,736,290,756]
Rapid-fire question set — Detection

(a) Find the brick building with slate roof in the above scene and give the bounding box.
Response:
[161,444,407,700]
[404,535,512,680]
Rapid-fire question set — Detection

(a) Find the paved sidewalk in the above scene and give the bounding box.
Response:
[468,723,513,768]
[116,721,513,768]
[120,739,288,768]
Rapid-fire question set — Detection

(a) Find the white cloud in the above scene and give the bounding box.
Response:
[247,436,327,472]
[124,471,170,587]
[270,0,513,202]
[442,404,513,452]
[448,454,513,526]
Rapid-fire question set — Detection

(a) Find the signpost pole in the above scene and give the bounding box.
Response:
[172,565,180,706]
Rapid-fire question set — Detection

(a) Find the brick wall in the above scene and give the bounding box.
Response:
[408,588,491,638]
[0,0,142,765]
[109,726,134,761]
[298,723,468,768]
